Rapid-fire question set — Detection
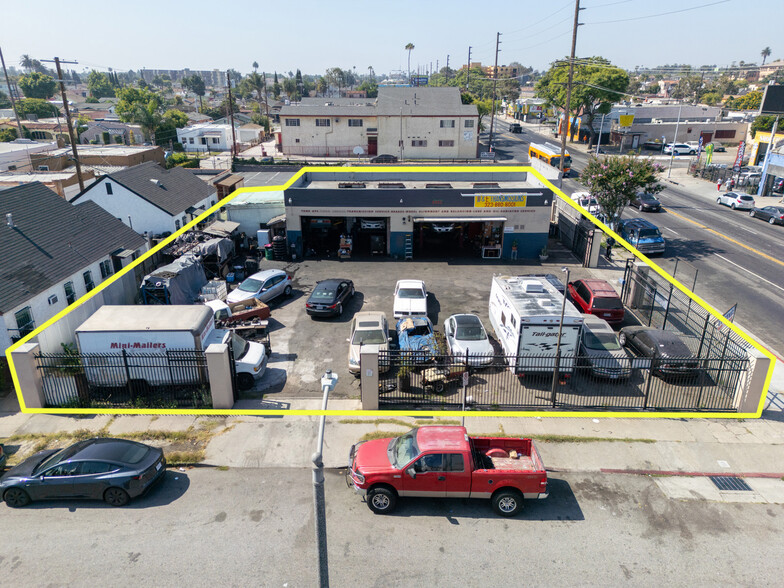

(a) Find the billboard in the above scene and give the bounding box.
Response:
[759,85,784,115]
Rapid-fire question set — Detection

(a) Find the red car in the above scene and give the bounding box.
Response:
[567,279,625,324]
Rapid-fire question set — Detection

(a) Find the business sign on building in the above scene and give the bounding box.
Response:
[619,114,635,127]
[474,193,528,208]
[411,76,429,87]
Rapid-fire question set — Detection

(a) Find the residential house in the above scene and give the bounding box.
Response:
[70,161,217,236]
[0,182,148,353]
[79,121,144,145]
[278,87,479,159]
[0,139,59,172]
[177,123,233,152]
[759,60,784,81]
[29,145,165,172]
[0,169,96,198]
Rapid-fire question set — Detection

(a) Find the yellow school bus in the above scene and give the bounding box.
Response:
[528,142,572,177]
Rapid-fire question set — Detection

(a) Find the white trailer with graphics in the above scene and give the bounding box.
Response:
[488,276,583,374]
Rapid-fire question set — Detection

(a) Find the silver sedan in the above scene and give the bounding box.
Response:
[443,314,494,366]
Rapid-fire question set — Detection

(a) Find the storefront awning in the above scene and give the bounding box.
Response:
[412,217,507,223]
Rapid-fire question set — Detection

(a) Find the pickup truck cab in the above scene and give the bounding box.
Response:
[348,426,548,516]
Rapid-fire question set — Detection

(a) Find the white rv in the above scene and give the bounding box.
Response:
[488,276,583,374]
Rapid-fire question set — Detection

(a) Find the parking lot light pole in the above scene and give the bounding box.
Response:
[551,267,570,406]
[666,101,683,179]
[313,370,338,588]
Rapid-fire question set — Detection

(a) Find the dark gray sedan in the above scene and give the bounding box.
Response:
[632,192,662,212]
[305,278,355,318]
[0,438,165,508]
[749,206,784,225]
[618,327,699,378]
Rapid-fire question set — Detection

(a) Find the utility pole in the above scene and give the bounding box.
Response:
[446,55,450,81]
[44,57,84,191]
[466,46,472,89]
[227,70,238,159]
[262,71,270,119]
[559,0,582,178]
[0,46,25,139]
[488,32,502,153]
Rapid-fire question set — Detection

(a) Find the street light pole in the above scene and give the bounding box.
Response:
[313,370,338,588]
[666,101,683,179]
[551,267,570,406]
[595,112,606,155]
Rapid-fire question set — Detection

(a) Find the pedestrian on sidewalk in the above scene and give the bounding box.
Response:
[717,178,723,191]
[605,237,615,261]
[729,177,736,191]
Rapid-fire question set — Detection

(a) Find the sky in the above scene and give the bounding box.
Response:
[1,0,781,78]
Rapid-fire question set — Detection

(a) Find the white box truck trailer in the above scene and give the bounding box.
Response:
[75,305,267,390]
[489,276,583,374]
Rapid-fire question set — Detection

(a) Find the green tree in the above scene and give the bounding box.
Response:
[282,77,297,99]
[251,113,271,133]
[536,56,629,147]
[325,68,345,97]
[356,80,378,98]
[162,109,189,128]
[0,126,31,141]
[116,86,163,142]
[19,54,35,72]
[670,74,703,102]
[0,89,12,108]
[252,61,259,72]
[15,98,59,119]
[581,154,664,229]
[240,72,267,113]
[87,71,116,98]
[761,47,772,66]
[700,91,722,106]
[750,115,779,138]
[405,43,415,80]
[182,74,206,111]
[272,71,280,98]
[725,90,762,111]
[316,76,327,96]
[18,72,56,99]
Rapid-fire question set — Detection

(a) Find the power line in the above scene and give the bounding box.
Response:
[586,0,731,25]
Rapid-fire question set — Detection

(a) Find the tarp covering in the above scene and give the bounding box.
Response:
[193,237,234,263]
[141,255,208,305]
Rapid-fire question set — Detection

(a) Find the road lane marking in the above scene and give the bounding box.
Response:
[666,208,784,268]
[714,254,784,293]
[663,226,680,236]
[737,224,760,236]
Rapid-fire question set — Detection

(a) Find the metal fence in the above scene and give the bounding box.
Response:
[35,349,212,409]
[375,350,746,412]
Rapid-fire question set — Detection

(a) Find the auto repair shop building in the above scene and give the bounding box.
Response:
[283,170,553,260]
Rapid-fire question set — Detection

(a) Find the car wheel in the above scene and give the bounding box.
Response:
[639,205,645,211]
[283,285,292,297]
[689,150,696,155]
[3,487,31,508]
[717,197,722,204]
[103,487,130,507]
[618,332,627,346]
[433,380,446,394]
[237,372,255,391]
[337,303,343,316]
[770,217,776,225]
[367,487,397,514]
[731,203,736,210]
[749,210,755,217]
[492,489,523,517]
[350,286,355,298]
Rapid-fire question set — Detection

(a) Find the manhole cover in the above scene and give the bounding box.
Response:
[709,476,753,492]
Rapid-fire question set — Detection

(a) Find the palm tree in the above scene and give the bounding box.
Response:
[19,54,34,72]
[368,66,374,81]
[761,47,772,66]
[405,43,415,81]
[252,61,259,72]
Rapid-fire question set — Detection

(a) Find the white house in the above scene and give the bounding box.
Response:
[70,161,218,236]
[177,123,233,152]
[0,182,148,354]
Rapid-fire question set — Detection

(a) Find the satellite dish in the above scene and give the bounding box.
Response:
[353,146,364,155]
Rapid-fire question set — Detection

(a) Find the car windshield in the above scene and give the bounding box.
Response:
[639,229,661,238]
[352,329,386,345]
[455,325,486,340]
[388,429,420,468]
[583,330,621,351]
[311,289,335,300]
[33,448,67,474]
[640,194,657,201]
[593,297,623,310]
[238,278,263,293]
[231,332,250,360]
[397,288,424,299]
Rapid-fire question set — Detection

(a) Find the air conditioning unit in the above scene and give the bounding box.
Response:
[48,294,58,305]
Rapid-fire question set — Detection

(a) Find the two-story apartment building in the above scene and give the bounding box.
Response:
[278,87,479,159]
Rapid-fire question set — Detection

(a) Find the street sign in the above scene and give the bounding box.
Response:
[717,304,737,333]
[462,371,470,387]
[480,151,496,161]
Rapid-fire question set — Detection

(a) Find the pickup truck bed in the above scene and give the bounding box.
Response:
[471,437,545,472]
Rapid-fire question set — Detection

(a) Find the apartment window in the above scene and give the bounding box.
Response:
[181,216,187,227]
[105,182,113,195]
[200,137,207,145]
[64,281,76,305]
[411,140,427,147]
[715,130,736,139]
[14,307,35,338]
[175,220,180,230]
[315,119,331,127]
[189,137,194,144]
[285,118,300,126]
[438,140,455,147]
[295,138,300,143]
[465,120,475,128]
[212,137,219,144]
[99,259,113,279]
[440,120,455,128]
[348,119,363,127]
[83,270,95,292]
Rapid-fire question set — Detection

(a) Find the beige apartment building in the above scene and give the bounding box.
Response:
[278,87,479,159]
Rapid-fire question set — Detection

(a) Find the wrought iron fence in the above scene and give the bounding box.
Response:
[35,349,212,409]
[375,350,746,412]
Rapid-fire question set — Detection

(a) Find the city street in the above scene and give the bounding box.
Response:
[1,467,782,586]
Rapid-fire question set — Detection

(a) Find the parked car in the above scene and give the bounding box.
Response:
[749,205,784,225]
[772,178,784,194]
[370,154,398,163]
[632,191,662,212]
[717,192,755,210]
[523,273,566,294]
[663,143,695,155]
[347,311,391,375]
[443,314,494,366]
[396,316,437,364]
[393,279,428,318]
[579,315,631,380]
[0,443,6,470]
[618,327,699,378]
[509,123,522,133]
[1,438,166,508]
[707,141,726,152]
[571,191,602,217]
[227,269,292,304]
[567,279,625,324]
[305,278,355,318]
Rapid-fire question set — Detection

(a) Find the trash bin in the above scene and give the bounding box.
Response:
[265,244,274,260]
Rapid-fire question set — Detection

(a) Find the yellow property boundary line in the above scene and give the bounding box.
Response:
[5,165,776,418]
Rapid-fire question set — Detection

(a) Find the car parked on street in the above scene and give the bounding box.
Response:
[443,314,494,366]
[707,141,726,152]
[567,279,625,324]
[509,123,522,133]
[717,192,755,210]
[1,438,166,508]
[663,143,695,155]
[632,191,662,212]
[618,327,699,378]
[749,205,784,225]
[396,316,437,364]
[393,279,428,318]
[347,311,391,375]
[305,278,355,318]
[579,315,631,379]
[227,269,292,304]
[370,154,398,163]
[0,443,6,470]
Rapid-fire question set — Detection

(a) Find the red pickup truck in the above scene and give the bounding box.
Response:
[348,426,548,517]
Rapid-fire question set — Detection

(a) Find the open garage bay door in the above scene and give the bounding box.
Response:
[412,217,506,259]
